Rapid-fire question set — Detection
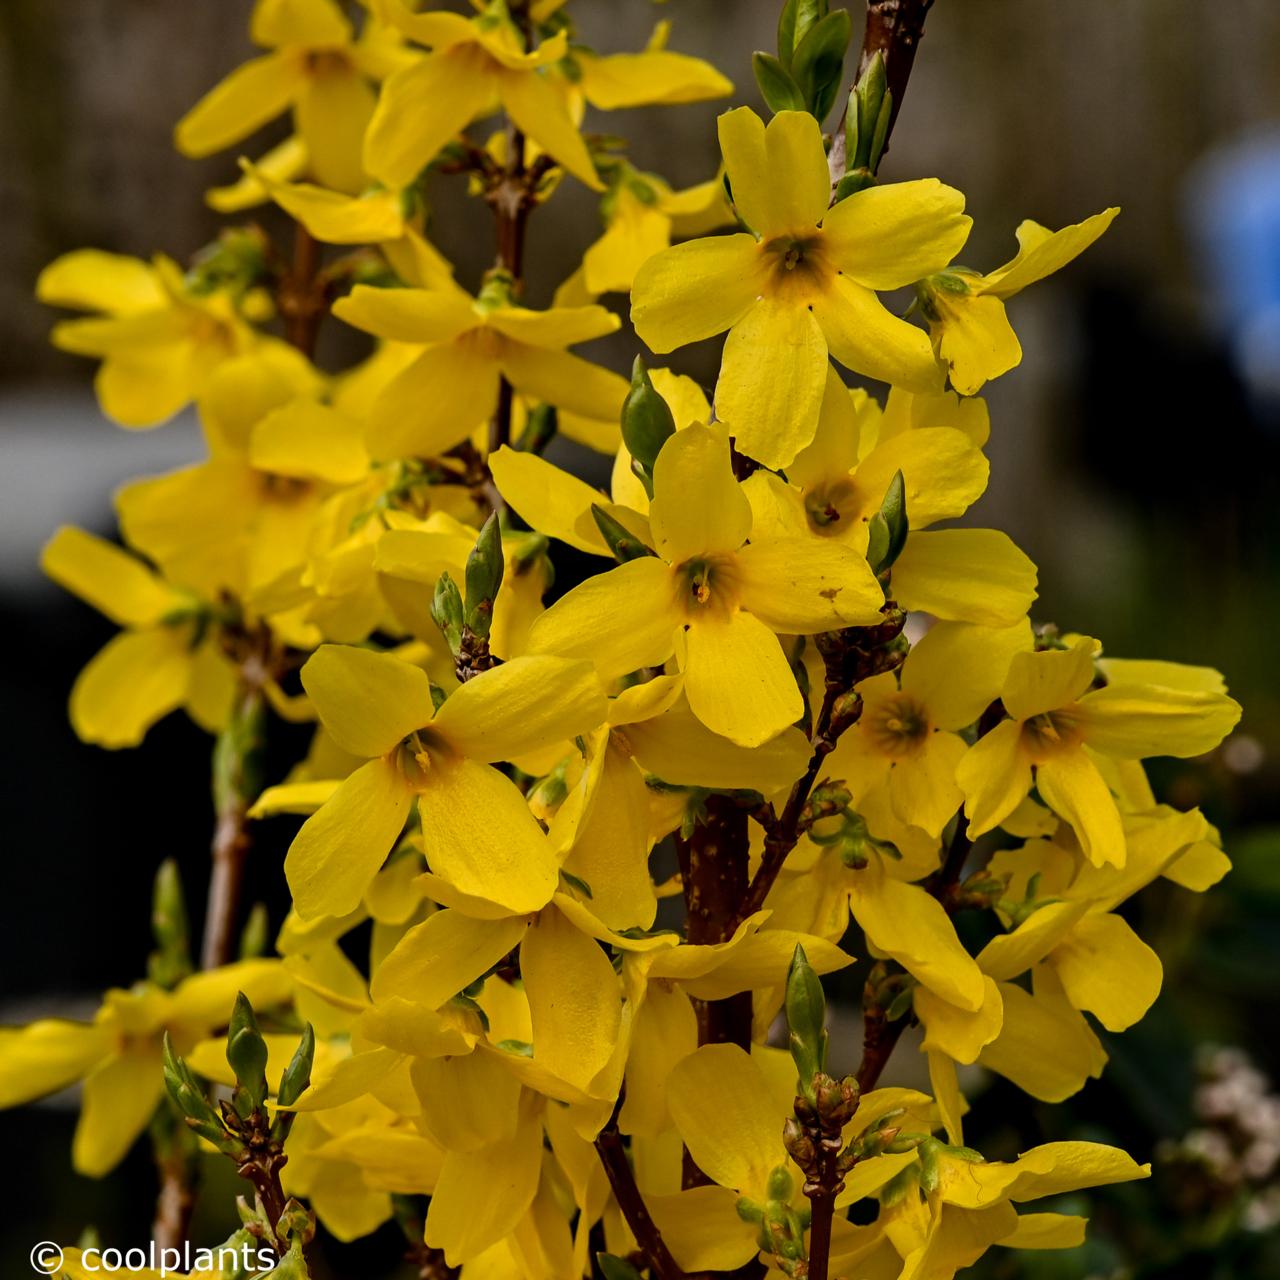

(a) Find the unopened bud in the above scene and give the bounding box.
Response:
[463,513,504,640]
[226,992,269,1117]
[621,358,675,490]
[785,944,828,1102]
[431,571,464,655]
[591,503,657,563]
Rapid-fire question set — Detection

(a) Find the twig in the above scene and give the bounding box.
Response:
[828,0,937,188]
[594,1112,687,1280]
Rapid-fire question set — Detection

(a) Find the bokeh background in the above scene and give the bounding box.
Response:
[2,1,1279,1276]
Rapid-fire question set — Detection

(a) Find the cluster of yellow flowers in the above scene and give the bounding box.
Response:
[1,2,1244,1279]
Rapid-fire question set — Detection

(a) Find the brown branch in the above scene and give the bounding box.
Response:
[152,1146,197,1253]
[828,0,938,187]
[201,649,268,971]
[595,1113,687,1280]
[278,222,326,361]
[735,609,907,927]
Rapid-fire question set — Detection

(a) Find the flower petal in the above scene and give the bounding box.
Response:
[715,298,827,469]
[286,759,415,919]
[822,180,971,290]
[419,756,559,912]
[431,655,607,764]
[650,424,751,561]
[668,1044,782,1196]
[1035,749,1125,868]
[301,645,435,758]
[736,536,885,633]
[1051,913,1161,1032]
[891,528,1038,627]
[957,720,1032,837]
[631,234,763,353]
[41,526,176,627]
[527,557,678,679]
[69,627,192,748]
[174,52,303,157]
[812,273,942,392]
[683,610,801,748]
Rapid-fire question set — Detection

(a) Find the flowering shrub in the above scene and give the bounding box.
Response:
[0,2,1244,1278]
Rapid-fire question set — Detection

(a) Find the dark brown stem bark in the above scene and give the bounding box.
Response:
[279,222,325,361]
[595,1116,687,1280]
[828,0,937,186]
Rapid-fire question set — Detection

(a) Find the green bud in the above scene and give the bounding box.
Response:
[866,469,908,574]
[515,402,557,453]
[431,571,465,655]
[226,992,270,1117]
[846,51,892,178]
[212,689,267,820]
[463,513,505,640]
[766,1164,795,1201]
[271,1237,311,1280]
[238,902,269,961]
[885,980,917,1023]
[597,1255,644,1280]
[620,357,675,491]
[591,503,657,563]
[753,51,805,113]
[736,1194,765,1224]
[276,1023,315,1110]
[147,859,191,989]
[785,944,828,1101]
[475,267,515,312]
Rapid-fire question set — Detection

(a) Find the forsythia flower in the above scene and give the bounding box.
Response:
[0,961,289,1175]
[285,644,606,917]
[632,108,970,467]
[918,207,1120,394]
[40,527,236,747]
[367,0,600,189]
[333,276,628,458]
[36,251,255,428]
[957,637,1241,865]
[175,0,409,193]
[528,424,885,746]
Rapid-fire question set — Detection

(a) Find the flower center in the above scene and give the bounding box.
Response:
[675,555,739,620]
[865,693,931,759]
[1021,709,1082,761]
[761,233,831,300]
[804,477,861,536]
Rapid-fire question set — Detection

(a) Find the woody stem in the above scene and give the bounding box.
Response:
[828,0,938,187]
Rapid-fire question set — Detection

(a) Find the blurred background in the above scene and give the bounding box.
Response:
[2,1,1279,1276]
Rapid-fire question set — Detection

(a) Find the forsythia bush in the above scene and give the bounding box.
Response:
[2,1,1244,1278]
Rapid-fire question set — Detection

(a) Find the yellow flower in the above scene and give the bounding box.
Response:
[957,637,1241,866]
[0,960,290,1176]
[37,252,256,428]
[560,169,733,301]
[175,0,410,194]
[367,0,601,190]
[333,278,628,459]
[632,108,970,467]
[743,371,1038,628]
[40,527,237,748]
[527,424,886,746]
[918,207,1119,395]
[284,643,607,918]
[114,351,368,612]
[838,620,1033,838]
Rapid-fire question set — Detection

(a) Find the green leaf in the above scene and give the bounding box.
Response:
[778,0,829,69]
[791,8,851,124]
[868,470,908,574]
[753,52,806,114]
[598,1255,644,1280]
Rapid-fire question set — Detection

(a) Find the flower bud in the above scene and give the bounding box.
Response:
[147,859,191,990]
[226,992,269,1117]
[591,503,657,563]
[621,357,675,488]
[464,513,505,640]
[785,944,829,1102]
[431,571,465,655]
